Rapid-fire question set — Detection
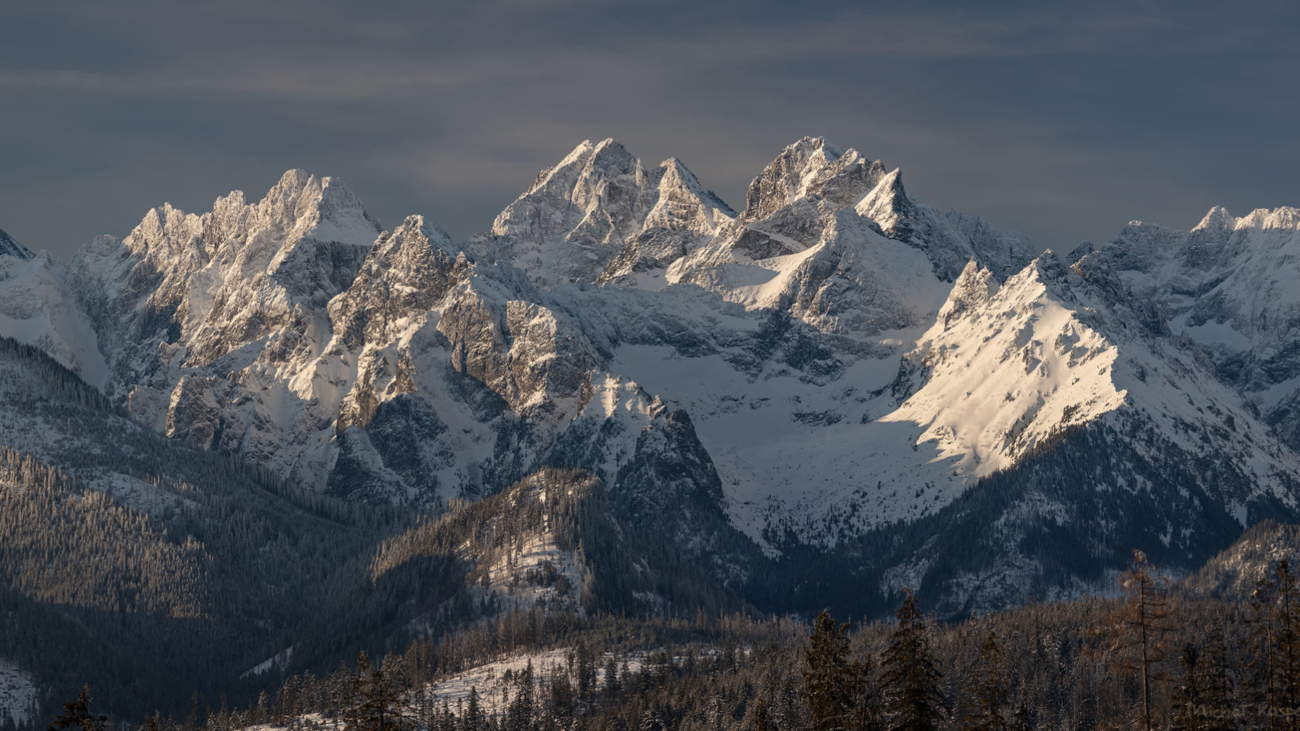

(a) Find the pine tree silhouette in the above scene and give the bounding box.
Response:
[804,611,856,731]
[880,591,946,731]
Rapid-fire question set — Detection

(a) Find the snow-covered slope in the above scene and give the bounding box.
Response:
[0,659,36,729]
[617,249,1300,563]
[0,244,108,388]
[1185,520,1300,598]
[889,251,1292,502]
[759,251,1300,615]
[1097,207,1300,449]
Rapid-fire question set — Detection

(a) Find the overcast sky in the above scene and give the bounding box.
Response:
[2,0,1298,260]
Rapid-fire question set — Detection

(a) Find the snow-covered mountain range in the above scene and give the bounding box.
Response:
[4,136,1300,616]
[1096,207,1300,448]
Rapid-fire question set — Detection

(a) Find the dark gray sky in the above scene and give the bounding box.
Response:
[2,0,1298,260]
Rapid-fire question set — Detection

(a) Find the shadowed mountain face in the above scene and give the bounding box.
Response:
[2,136,1300,634]
[0,230,32,261]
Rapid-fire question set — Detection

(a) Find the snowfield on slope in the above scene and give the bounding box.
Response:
[0,658,36,728]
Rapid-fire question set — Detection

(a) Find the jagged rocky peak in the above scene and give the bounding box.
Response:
[369,214,458,266]
[476,138,733,287]
[936,260,999,329]
[741,136,886,221]
[854,167,912,235]
[644,156,735,229]
[853,165,1033,283]
[1194,205,1237,232]
[328,215,463,350]
[492,138,641,238]
[65,168,386,399]
[118,170,380,270]
[257,169,382,248]
[0,228,34,260]
[726,136,1032,282]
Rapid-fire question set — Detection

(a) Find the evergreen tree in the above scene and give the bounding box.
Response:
[462,687,484,731]
[962,632,1008,731]
[880,591,946,731]
[803,611,856,731]
[849,651,884,731]
[344,651,403,731]
[575,643,596,702]
[752,697,771,731]
[505,661,536,731]
[48,686,107,731]
[603,655,620,694]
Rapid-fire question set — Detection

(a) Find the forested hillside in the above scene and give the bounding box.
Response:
[0,338,742,727]
[102,526,1300,731]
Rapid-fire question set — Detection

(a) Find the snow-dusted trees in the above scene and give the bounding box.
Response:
[343,652,405,731]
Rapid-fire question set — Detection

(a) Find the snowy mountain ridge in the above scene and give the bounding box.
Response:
[3,137,1300,614]
[1097,205,1300,448]
[0,249,108,387]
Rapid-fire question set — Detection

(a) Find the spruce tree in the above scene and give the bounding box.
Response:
[345,651,403,731]
[462,687,483,731]
[849,652,884,731]
[48,686,106,731]
[505,661,535,731]
[752,697,771,731]
[880,591,946,731]
[803,611,855,731]
[962,631,1008,731]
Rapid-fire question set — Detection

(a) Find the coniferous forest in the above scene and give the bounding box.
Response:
[33,533,1300,731]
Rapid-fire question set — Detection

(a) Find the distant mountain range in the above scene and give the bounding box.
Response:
[3,134,1300,720]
